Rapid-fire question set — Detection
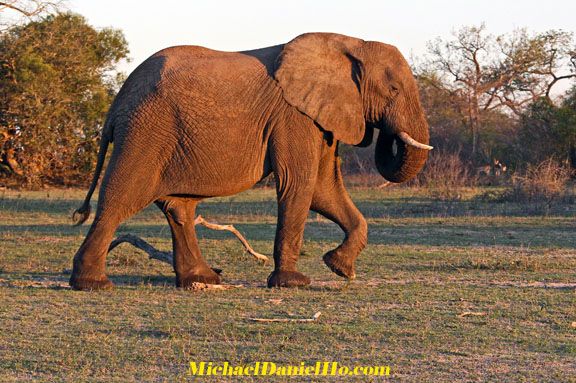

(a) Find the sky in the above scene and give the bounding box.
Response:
[68,0,576,78]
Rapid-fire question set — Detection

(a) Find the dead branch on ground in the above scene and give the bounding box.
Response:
[248,312,322,323]
[108,215,269,265]
[194,215,269,263]
[186,282,244,291]
[458,311,486,318]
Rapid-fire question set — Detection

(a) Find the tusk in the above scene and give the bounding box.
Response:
[397,132,433,150]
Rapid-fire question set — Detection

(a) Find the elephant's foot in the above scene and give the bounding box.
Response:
[267,270,311,288]
[177,268,222,288]
[323,249,356,280]
[69,274,114,291]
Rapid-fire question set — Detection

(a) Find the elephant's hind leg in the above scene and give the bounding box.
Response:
[70,200,152,290]
[69,211,120,290]
[156,197,221,287]
[70,161,162,290]
[311,146,367,280]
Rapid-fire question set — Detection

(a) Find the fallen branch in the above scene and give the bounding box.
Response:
[248,312,322,323]
[108,215,270,265]
[194,215,269,263]
[109,234,172,264]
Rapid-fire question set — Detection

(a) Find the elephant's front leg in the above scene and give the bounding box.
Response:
[311,144,368,280]
[267,188,316,288]
[155,197,221,287]
[267,126,322,288]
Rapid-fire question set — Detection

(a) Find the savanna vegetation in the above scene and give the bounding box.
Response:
[343,25,576,193]
[1,5,575,188]
[1,3,128,186]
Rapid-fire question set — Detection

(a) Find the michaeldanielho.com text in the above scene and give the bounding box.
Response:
[188,361,391,377]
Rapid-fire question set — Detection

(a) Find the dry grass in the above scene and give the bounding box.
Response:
[413,150,476,200]
[491,159,574,214]
[1,188,575,382]
[343,150,477,193]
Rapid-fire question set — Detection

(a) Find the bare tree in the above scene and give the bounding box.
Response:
[419,24,576,158]
[0,0,62,30]
[0,0,60,16]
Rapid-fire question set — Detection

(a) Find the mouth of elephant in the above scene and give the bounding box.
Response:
[374,131,411,183]
[379,132,403,156]
[367,115,429,183]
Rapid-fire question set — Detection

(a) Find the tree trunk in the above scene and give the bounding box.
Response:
[4,147,23,176]
[1,130,23,176]
[569,144,576,170]
[469,93,480,161]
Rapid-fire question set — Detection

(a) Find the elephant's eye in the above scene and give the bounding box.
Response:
[390,85,399,94]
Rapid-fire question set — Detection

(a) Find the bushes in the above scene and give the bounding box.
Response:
[487,159,574,213]
[412,150,476,200]
[0,13,128,187]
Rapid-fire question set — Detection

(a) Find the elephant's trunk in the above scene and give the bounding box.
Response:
[374,114,430,183]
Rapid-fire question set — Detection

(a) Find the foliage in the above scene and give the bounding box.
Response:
[417,73,518,165]
[0,18,574,188]
[417,73,467,150]
[0,12,128,186]
[417,24,576,162]
[515,89,576,167]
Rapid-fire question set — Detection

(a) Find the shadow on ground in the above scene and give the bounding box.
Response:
[1,219,574,249]
[2,195,575,218]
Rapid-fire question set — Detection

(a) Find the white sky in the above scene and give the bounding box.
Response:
[2,0,569,94]
[69,0,575,74]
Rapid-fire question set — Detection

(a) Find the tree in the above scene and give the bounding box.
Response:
[418,24,576,160]
[515,87,576,168]
[0,13,128,185]
[556,86,576,168]
[417,72,468,151]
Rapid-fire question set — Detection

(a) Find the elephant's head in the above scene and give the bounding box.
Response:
[274,33,432,183]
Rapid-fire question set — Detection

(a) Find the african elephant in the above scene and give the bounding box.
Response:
[69,32,431,290]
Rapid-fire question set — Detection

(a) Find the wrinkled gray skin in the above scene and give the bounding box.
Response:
[70,33,430,290]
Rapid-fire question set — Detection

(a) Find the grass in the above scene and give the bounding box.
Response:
[0,186,575,382]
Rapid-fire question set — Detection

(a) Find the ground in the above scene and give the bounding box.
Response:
[0,187,575,382]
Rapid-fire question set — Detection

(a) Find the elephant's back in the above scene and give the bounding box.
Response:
[107,45,263,136]
[150,45,271,78]
[152,45,234,60]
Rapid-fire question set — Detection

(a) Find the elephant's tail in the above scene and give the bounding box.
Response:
[72,130,111,226]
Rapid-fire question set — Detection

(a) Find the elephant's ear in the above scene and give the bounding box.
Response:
[274,33,365,145]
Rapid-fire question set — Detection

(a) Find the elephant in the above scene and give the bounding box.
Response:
[69,32,432,290]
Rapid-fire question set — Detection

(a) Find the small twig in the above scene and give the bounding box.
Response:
[377,181,392,188]
[248,311,322,323]
[194,215,269,264]
[186,282,243,291]
[458,311,486,318]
